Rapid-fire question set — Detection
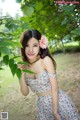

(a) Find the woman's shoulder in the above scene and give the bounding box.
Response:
[41,56,53,67]
[42,56,52,63]
[42,56,56,73]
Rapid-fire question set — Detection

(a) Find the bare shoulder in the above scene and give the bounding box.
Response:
[42,56,53,65]
[42,56,55,71]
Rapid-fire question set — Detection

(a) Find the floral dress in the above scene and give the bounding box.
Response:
[25,70,80,120]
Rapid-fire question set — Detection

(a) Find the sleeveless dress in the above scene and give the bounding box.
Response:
[25,70,80,120]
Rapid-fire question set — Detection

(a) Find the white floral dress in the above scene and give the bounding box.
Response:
[25,70,80,120]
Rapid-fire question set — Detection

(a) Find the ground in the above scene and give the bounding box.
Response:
[0,52,80,120]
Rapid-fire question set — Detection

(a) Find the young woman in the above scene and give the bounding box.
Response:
[19,29,80,120]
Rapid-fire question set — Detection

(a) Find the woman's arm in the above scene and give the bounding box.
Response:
[19,65,29,96]
[43,56,58,115]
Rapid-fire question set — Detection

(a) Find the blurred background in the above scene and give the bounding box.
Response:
[0,0,80,120]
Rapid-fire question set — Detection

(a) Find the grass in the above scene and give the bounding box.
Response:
[0,66,19,96]
[0,52,80,119]
[53,53,80,93]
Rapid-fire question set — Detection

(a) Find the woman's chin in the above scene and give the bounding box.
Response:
[27,55,35,60]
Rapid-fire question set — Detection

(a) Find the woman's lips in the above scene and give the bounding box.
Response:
[28,54,34,56]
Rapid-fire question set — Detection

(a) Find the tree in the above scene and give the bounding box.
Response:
[0,0,80,78]
[16,0,80,40]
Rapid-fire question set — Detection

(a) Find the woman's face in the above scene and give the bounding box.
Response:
[25,37,40,61]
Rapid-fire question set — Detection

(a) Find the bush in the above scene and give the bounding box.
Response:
[50,46,80,55]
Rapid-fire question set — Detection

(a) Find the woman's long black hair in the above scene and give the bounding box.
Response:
[20,29,56,69]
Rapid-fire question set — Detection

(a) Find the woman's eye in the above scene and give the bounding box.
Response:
[34,45,38,47]
[26,44,38,47]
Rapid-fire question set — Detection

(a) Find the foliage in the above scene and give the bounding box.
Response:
[17,0,80,41]
[0,16,31,79]
[2,55,21,79]
[0,0,80,79]
[50,42,80,54]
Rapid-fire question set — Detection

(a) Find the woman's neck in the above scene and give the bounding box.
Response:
[28,55,40,65]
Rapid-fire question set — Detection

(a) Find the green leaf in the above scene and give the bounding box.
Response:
[5,20,18,30]
[61,17,68,25]
[9,59,14,68]
[50,0,54,5]
[13,56,21,59]
[3,55,9,65]
[22,69,35,74]
[11,64,17,76]
[0,32,6,36]
[36,2,43,11]
[16,68,22,79]
[0,47,10,54]
[40,10,46,15]
[23,6,34,17]
[0,67,4,70]
[62,5,76,12]
[71,28,80,36]
[12,41,22,48]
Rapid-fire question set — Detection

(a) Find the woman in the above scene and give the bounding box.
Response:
[19,29,80,120]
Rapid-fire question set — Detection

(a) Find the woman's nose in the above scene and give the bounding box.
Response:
[29,47,33,52]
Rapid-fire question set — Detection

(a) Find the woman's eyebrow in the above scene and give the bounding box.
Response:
[26,42,39,45]
[33,43,38,44]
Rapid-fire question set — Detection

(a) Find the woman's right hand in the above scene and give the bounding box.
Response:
[18,64,25,70]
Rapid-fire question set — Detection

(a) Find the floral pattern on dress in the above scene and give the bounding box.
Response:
[25,70,80,120]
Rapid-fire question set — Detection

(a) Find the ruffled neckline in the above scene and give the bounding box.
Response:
[26,69,47,80]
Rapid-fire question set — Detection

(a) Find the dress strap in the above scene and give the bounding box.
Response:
[47,72,56,78]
